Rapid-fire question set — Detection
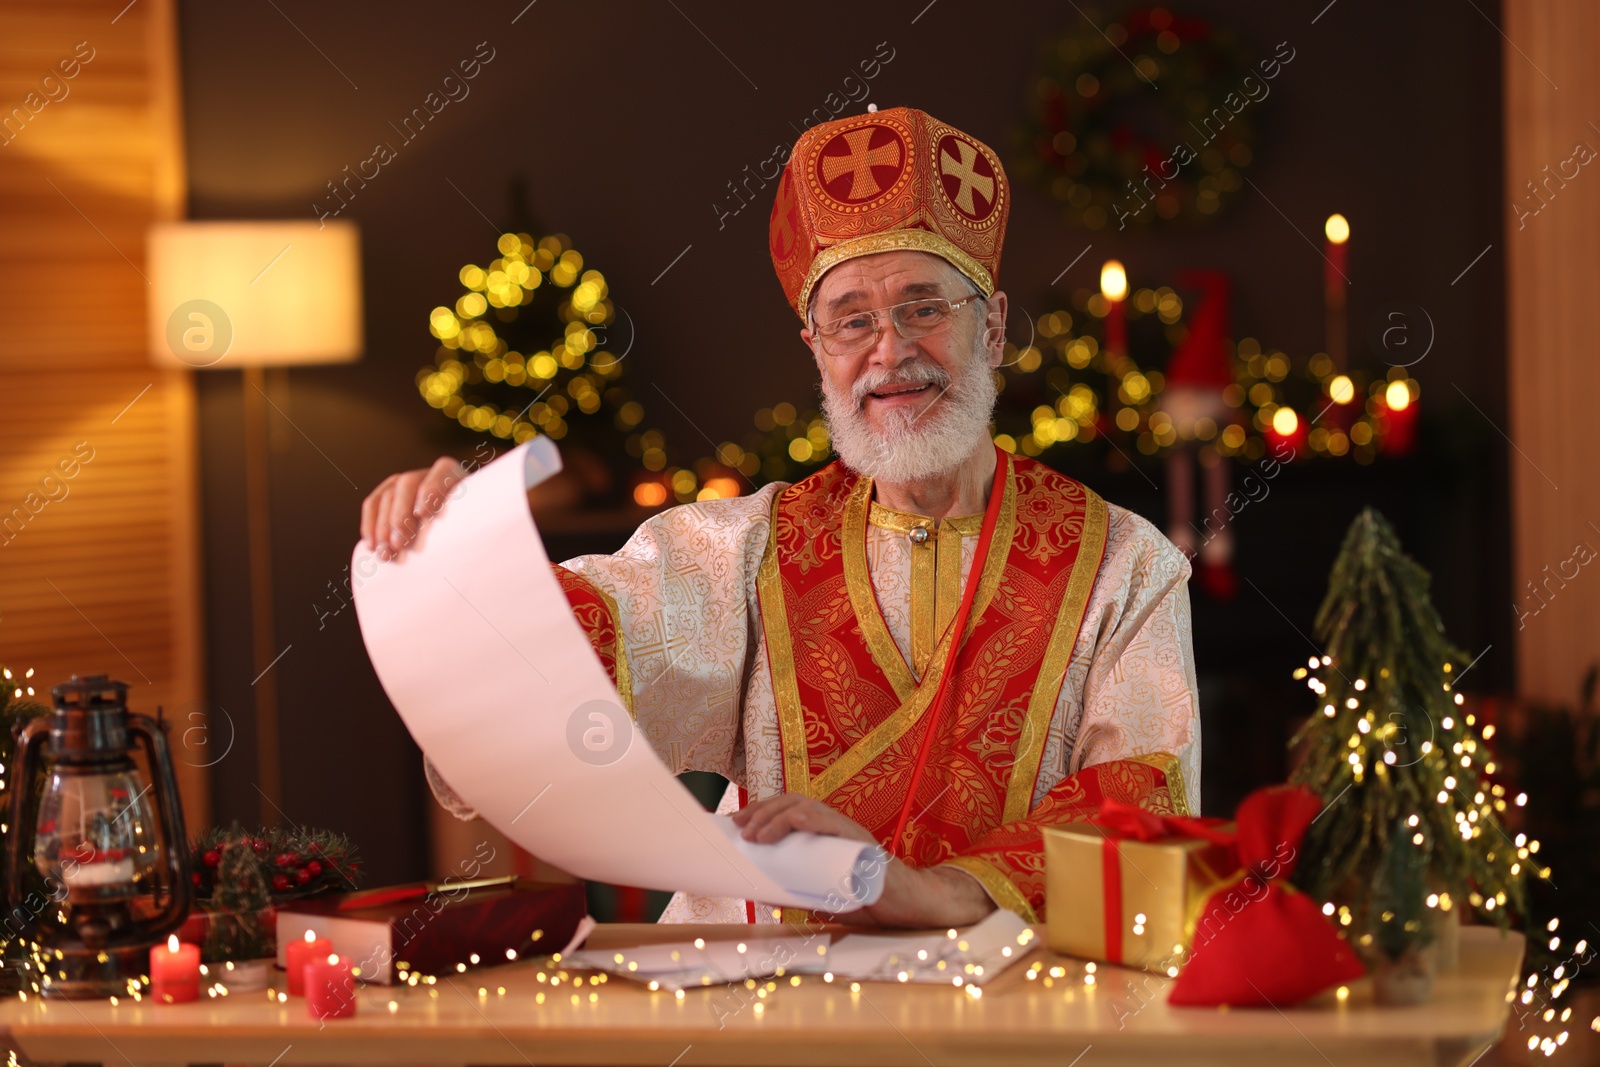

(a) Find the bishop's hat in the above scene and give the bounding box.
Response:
[768,106,1010,321]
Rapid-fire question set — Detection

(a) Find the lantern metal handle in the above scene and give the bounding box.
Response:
[3,716,50,923]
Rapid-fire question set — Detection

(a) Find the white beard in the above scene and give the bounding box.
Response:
[820,337,996,485]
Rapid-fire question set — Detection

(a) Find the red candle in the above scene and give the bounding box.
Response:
[305,953,357,1021]
[1263,404,1308,458]
[149,934,200,1004]
[1323,214,1349,370]
[284,929,333,996]
[1380,379,1418,455]
[1101,259,1128,358]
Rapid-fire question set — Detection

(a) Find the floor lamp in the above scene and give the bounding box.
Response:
[148,220,363,825]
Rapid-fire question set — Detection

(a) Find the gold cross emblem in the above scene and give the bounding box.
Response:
[939,139,995,216]
[820,127,902,201]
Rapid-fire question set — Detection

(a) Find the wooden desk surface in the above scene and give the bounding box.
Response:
[0,924,1524,1067]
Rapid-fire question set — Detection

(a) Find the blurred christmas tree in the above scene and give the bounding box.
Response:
[1290,509,1526,960]
[202,830,273,964]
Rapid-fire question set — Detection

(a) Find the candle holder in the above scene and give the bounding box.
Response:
[4,675,193,998]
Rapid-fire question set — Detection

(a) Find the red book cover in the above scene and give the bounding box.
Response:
[275,878,587,985]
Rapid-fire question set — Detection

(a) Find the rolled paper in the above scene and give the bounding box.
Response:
[284,930,333,996]
[149,934,200,1004]
[305,953,357,1021]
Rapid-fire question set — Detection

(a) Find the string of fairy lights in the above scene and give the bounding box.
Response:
[1291,654,1588,1057]
[418,231,629,446]
[0,654,1596,1052]
[419,231,1423,511]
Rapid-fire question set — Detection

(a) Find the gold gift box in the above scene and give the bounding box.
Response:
[1044,822,1236,969]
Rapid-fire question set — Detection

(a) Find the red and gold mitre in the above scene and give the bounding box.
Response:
[768,106,1010,321]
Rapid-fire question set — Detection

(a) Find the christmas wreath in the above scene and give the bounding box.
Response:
[1017,6,1266,230]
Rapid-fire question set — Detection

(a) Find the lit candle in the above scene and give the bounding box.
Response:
[305,953,357,1021]
[285,928,333,997]
[1323,214,1349,370]
[1100,259,1129,361]
[149,934,200,1004]
[1380,378,1418,455]
[1267,405,1305,453]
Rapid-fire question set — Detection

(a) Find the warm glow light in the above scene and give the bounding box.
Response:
[1328,374,1355,404]
[167,935,180,953]
[633,482,668,507]
[146,221,364,369]
[701,476,742,500]
[1271,407,1299,436]
[1325,214,1350,244]
[1385,380,1412,411]
[1100,260,1128,302]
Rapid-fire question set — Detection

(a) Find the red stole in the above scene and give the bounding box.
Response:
[757,450,1110,869]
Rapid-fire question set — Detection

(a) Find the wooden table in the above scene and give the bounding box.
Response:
[0,923,1524,1066]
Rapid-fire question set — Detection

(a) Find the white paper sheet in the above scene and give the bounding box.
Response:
[351,440,885,911]
[565,911,1033,990]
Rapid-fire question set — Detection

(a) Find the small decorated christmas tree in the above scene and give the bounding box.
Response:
[204,836,273,964]
[1291,510,1525,966]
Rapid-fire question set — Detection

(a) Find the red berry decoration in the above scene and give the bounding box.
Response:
[191,871,202,887]
[275,853,296,868]
[203,849,221,867]
[307,860,323,875]
[295,868,312,885]
[252,838,268,853]
[272,873,289,892]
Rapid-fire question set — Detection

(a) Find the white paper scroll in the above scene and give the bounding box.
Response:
[351,440,885,912]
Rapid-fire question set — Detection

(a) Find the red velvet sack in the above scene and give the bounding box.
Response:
[1166,785,1365,1006]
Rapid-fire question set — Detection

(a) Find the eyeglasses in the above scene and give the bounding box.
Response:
[812,295,980,358]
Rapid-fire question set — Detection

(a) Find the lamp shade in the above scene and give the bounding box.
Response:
[147,220,363,369]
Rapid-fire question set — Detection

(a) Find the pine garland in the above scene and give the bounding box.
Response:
[1291,509,1525,954]
[191,823,361,905]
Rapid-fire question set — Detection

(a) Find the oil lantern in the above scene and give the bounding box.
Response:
[4,675,192,998]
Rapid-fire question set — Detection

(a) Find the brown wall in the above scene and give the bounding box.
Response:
[0,0,208,832]
[1503,1,1600,705]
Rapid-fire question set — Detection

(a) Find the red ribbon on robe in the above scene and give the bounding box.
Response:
[1085,786,1365,1006]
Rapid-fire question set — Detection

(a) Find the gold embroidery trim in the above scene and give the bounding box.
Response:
[809,455,1018,801]
[843,477,917,699]
[756,489,812,795]
[867,501,983,537]
[592,583,635,720]
[909,532,937,678]
[934,530,965,678]
[866,504,985,681]
[1125,750,1191,816]
[945,856,1038,924]
[1002,489,1109,823]
[798,230,996,321]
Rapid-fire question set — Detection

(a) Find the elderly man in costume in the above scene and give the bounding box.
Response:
[360,107,1200,929]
